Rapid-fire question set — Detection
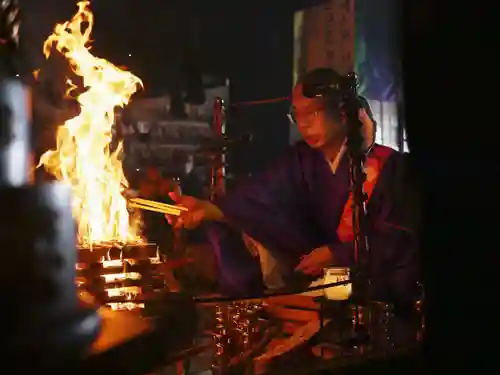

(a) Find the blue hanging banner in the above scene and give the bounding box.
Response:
[293,0,355,78]
[355,0,402,102]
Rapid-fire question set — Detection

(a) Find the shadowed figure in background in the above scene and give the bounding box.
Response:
[165,68,420,301]
[137,167,176,255]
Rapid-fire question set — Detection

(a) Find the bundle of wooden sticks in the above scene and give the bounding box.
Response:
[128,198,188,216]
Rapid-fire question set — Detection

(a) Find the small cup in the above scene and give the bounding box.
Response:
[323,267,352,300]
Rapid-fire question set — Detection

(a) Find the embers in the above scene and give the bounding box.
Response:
[76,243,167,311]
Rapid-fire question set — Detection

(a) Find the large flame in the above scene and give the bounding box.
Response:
[38,1,142,246]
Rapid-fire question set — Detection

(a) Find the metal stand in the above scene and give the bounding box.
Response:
[213,304,230,374]
[301,71,374,349]
[210,97,227,200]
[210,97,229,374]
[342,73,372,310]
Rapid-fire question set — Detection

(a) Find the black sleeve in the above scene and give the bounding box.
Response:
[368,152,422,303]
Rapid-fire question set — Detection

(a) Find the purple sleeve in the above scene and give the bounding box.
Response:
[213,145,321,263]
[328,241,353,266]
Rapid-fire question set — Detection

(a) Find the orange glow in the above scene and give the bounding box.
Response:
[38,1,143,246]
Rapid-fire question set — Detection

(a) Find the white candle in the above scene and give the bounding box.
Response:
[323,267,352,300]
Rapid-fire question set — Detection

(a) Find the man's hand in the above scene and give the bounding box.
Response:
[122,188,139,199]
[295,246,334,276]
[166,192,224,229]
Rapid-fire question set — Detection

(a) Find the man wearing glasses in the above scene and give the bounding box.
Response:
[166,68,420,304]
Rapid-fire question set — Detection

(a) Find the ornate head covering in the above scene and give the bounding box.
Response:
[291,67,376,149]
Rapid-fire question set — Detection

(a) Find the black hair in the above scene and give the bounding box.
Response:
[297,67,344,88]
[297,67,376,125]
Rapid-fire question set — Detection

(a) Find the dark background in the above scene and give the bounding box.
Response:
[19,0,318,176]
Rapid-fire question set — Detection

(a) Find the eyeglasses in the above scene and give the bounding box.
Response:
[287,108,321,125]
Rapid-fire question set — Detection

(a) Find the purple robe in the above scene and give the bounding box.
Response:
[207,142,420,302]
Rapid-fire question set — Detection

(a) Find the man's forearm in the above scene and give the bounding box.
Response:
[327,241,353,266]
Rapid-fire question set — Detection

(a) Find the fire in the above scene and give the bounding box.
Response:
[38,1,142,246]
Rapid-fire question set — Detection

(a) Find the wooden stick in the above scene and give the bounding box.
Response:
[129,197,188,212]
[130,203,180,216]
[129,203,181,216]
